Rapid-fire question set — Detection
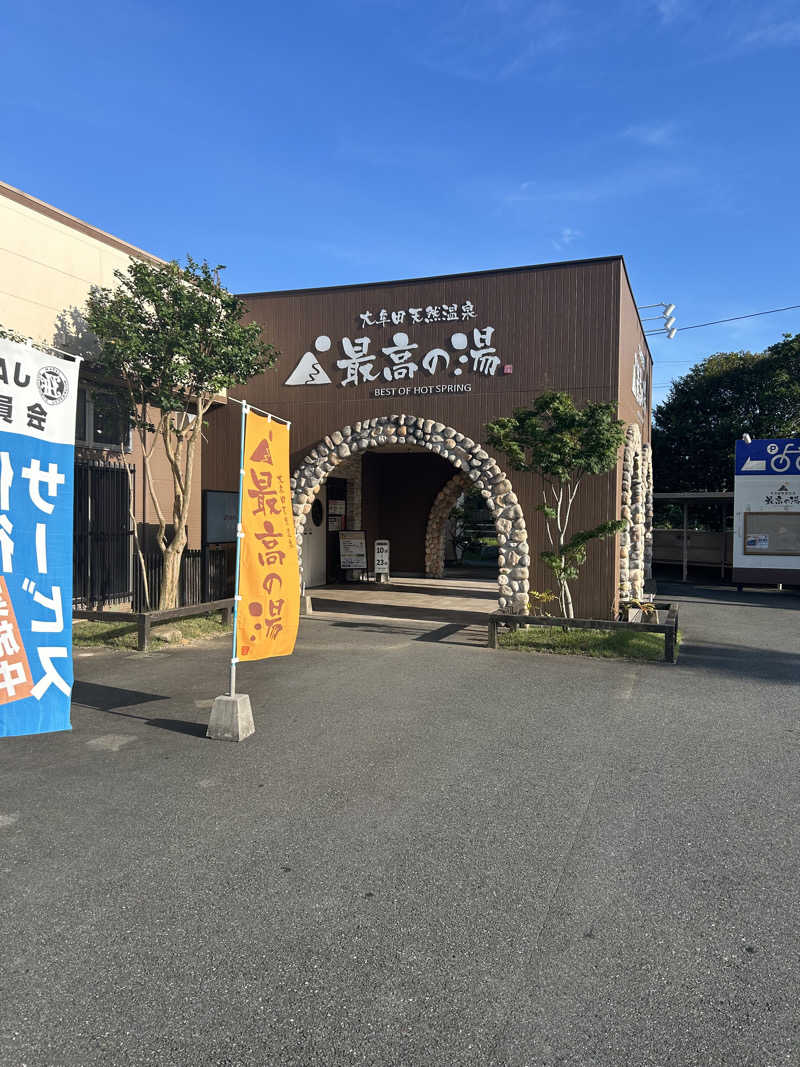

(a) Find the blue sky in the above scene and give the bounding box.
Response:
[3,0,799,406]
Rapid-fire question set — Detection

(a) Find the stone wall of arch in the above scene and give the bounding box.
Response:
[424,473,471,578]
[619,423,645,601]
[290,413,530,612]
[643,442,654,580]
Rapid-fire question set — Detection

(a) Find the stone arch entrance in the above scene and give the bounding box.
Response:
[424,472,471,578]
[290,414,530,612]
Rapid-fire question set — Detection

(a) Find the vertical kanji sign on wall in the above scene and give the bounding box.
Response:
[0,337,82,738]
[236,412,300,661]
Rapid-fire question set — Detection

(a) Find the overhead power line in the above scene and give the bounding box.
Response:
[649,303,800,335]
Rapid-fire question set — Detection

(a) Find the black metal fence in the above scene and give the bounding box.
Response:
[73,453,230,612]
[73,455,134,609]
[132,548,228,612]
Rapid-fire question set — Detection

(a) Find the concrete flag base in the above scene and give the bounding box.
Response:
[206,693,255,742]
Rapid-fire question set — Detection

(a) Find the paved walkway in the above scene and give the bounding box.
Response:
[1,582,798,1065]
[308,574,499,625]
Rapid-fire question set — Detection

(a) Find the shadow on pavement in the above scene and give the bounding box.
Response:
[72,682,209,737]
[73,680,167,712]
[415,623,476,643]
[319,581,497,601]
[678,641,800,683]
[657,580,800,612]
[310,598,491,626]
[325,619,484,646]
[145,718,209,737]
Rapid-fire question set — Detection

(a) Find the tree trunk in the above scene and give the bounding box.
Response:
[562,579,574,619]
[159,541,185,610]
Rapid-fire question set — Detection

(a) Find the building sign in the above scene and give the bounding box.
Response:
[0,337,82,738]
[338,530,367,570]
[632,346,647,411]
[357,299,478,328]
[236,413,300,661]
[374,539,390,575]
[283,318,512,393]
[733,437,800,579]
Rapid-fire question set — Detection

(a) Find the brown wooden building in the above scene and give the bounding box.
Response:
[202,256,654,618]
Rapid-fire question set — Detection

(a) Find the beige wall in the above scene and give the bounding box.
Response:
[0,181,201,548]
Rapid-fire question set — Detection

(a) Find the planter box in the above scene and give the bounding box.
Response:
[487,602,680,663]
[627,608,660,624]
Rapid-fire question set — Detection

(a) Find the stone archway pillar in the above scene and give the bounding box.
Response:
[643,442,653,581]
[619,424,645,601]
[424,473,471,578]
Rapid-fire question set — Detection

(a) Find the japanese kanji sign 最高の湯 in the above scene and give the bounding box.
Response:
[0,337,82,737]
[236,413,299,661]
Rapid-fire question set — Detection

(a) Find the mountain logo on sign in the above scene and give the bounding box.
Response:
[284,336,334,387]
[741,456,766,471]
[250,438,273,464]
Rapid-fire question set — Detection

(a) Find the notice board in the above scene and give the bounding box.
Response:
[339,530,367,570]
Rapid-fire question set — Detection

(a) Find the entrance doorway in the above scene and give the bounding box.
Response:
[362,451,454,574]
[326,477,348,583]
[303,484,327,588]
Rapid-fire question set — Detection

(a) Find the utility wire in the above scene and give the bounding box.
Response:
[648,302,800,336]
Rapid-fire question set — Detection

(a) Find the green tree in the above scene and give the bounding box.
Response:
[485,392,626,618]
[85,257,277,610]
[652,333,800,492]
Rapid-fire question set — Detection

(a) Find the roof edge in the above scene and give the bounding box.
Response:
[237,254,626,300]
[0,179,165,266]
[617,257,654,364]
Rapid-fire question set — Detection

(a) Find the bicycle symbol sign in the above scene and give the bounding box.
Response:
[736,438,800,476]
[766,442,800,472]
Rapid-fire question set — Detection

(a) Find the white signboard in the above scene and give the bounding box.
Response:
[282,318,513,394]
[339,530,367,570]
[733,438,800,576]
[374,539,390,575]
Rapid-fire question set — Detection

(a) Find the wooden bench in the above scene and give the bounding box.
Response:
[487,602,680,663]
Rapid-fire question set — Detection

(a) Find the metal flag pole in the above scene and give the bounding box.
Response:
[229,400,248,698]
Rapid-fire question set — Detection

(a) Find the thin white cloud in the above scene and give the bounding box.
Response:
[741,17,800,46]
[653,0,686,24]
[406,0,572,83]
[502,162,694,206]
[552,226,583,251]
[622,121,679,147]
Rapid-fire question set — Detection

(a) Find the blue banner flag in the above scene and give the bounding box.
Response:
[0,337,82,738]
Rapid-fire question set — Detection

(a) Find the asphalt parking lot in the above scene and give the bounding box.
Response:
[1,581,799,1066]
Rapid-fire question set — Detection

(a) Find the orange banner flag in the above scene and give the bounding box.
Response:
[236,413,300,662]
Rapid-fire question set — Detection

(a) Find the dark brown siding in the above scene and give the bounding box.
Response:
[617,261,653,442]
[204,257,634,617]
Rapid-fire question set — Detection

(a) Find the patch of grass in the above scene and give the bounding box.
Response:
[73,612,232,650]
[499,624,681,662]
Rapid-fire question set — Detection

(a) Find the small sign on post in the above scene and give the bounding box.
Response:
[374,539,390,583]
[338,530,367,571]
